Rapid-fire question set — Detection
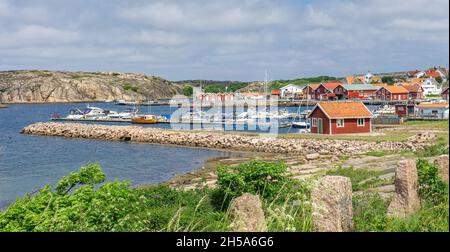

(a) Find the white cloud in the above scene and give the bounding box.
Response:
[0,25,79,48]
[119,1,288,32]
[0,0,448,81]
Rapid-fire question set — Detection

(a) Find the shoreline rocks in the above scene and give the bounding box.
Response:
[22,122,429,156]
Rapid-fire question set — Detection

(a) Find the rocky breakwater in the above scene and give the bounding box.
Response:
[21,122,432,155]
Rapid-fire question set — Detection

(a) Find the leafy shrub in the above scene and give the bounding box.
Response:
[417,159,449,205]
[0,165,228,232]
[123,83,138,92]
[216,160,288,205]
[182,85,193,97]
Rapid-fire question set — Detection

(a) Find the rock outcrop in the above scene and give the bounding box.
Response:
[387,159,421,218]
[21,122,431,155]
[229,193,267,232]
[435,155,449,183]
[311,176,353,232]
[0,70,181,103]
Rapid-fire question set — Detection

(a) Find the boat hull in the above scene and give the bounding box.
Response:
[131,118,157,124]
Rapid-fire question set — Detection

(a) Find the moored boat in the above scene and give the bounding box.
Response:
[131,115,158,124]
[0,104,8,109]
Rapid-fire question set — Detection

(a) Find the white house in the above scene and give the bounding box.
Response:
[364,71,374,84]
[421,78,442,96]
[415,71,426,78]
[415,103,449,119]
[280,84,303,98]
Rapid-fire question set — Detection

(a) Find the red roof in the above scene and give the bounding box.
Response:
[271,89,281,95]
[308,84,320,90]
[380,86,409,94]
[402,84,423,93]
[321,83,342,91]
[310,101,373,119]
[426,69,441,78]
[408,70,421,76]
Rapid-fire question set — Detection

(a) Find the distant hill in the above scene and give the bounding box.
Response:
[0,70,181,103]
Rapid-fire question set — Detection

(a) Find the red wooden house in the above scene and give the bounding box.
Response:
[395,104,416,117]
[401,84,424,100]
[311,82,342,101]
[375,86,409,101]
[304,84,320,100]
[333,84,378,100]
[307,101,373,135]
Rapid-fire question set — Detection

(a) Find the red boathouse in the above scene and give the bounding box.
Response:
[307,101,373,135]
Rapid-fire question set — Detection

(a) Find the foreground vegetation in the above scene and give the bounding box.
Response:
[0,158,447,232]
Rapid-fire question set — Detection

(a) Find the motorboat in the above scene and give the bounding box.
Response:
[292,121,309,129]
[131,115,157,124]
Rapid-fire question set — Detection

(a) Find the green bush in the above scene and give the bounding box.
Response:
[182,85,193,97]
[216,160,288,205]
[417,159,449,205]
[0,164,228,232]
[123,83,138,92]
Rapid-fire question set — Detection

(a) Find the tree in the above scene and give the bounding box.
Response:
[182,85,193,97]
[435,76,443,84]
[381,76,395,85]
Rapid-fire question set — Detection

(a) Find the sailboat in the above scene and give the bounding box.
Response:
[289,86,311,132]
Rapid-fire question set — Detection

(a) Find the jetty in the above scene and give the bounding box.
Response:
[51,117,293,128]
[22,122,427,155]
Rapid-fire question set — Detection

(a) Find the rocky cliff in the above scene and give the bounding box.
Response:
[0,70,181,103]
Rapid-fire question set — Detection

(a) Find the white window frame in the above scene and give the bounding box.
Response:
[337,119,345,128]
[357,118,365,127]
[312,118,317,127]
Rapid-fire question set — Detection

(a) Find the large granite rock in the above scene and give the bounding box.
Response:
[0,70,181,103]
[435,155,449,183]
[387,159,421,218]
[311,176,353,232]
[229,193,267,232]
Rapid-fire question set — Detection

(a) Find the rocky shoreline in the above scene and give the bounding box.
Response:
[22,122,434,156]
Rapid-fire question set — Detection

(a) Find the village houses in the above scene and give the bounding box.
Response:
[375,86,409,101]
[307,101,373,135]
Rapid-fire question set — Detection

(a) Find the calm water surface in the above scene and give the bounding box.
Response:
[0,103,240,208]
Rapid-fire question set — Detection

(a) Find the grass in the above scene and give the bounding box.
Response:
[326,167,386,191]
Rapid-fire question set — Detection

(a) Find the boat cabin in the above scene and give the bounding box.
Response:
[307,101,373,135]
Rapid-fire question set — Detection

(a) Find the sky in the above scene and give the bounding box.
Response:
[0,0,448,81]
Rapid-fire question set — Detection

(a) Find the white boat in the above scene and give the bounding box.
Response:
[292,121,309,129]
[63,106,136,121]
[373,105,396,117]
